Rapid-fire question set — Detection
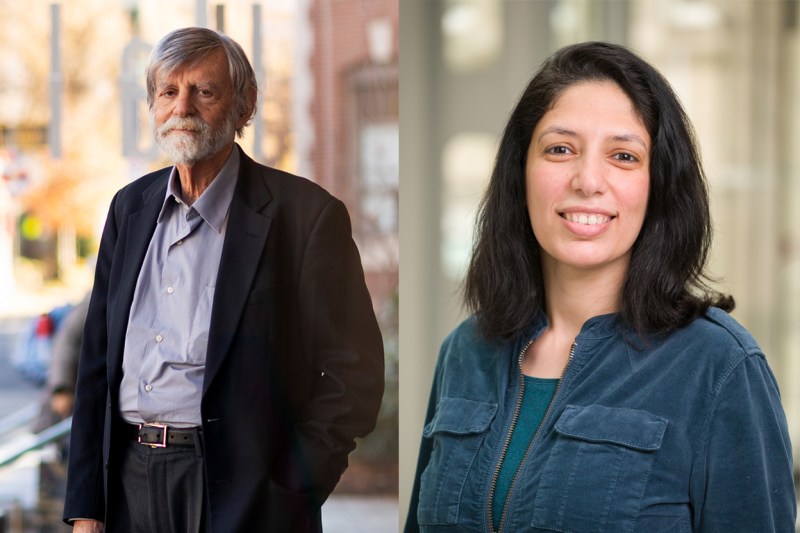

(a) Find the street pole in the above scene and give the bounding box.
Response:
[252,3,264,161]
[195,0,208,28]
[48,3,62,159]
[215,4,225,33]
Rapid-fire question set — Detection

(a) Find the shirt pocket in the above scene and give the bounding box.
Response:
[417,396,497,526]
[532,404,667,533]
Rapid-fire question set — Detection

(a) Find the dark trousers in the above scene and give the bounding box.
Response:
[106,438,206,533]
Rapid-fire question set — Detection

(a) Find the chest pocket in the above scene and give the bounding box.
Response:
[532,404,667,533]
[417,397,497,526]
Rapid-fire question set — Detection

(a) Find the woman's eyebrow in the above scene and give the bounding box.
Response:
[612,133,648,150]
[537,126,577,142]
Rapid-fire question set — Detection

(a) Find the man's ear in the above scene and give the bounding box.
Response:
[237,87,258,128]
[245,87,258,117]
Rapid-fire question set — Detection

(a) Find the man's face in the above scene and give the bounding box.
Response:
[151,48,239,166]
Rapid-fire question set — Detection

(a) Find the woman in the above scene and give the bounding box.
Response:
[406,42,795,532]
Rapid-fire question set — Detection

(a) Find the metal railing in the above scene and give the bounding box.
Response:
[0,405,71,533]
[0,406,71,468]
[0,405,39,439]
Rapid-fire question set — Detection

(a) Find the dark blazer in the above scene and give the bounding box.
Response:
[64,146,385,532]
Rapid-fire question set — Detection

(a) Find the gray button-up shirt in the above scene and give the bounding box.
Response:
[119,148,239,427]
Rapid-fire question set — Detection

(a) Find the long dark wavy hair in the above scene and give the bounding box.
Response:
[464,41,734,340]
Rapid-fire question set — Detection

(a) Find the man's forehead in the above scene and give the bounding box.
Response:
[154,49,230,85]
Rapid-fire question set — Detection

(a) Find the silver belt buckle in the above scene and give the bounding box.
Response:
[138,422,168,448]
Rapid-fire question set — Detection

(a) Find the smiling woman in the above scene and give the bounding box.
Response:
[405,41,795,533]
[527,81,650,281]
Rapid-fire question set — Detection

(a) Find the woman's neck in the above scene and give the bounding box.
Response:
[521,258,627,378]
[542,256,627,338]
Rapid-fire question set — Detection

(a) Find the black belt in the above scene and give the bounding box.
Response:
[127,423,201,448]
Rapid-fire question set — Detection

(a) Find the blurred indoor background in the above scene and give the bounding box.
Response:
[0,0,397,530]
[399,0,800,528]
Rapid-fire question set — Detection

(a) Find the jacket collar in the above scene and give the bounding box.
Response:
[202,146,273,394]
[518,310,623,348]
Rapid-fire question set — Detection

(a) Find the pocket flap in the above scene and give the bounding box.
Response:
[423,397,498,437]
[554,404,667,451]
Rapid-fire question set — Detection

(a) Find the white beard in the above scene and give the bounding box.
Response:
[153,114,236,165]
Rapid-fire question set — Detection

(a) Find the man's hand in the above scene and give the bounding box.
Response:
[72,519,103,532]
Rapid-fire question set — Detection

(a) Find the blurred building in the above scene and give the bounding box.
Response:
[300,0,399,313]
[400,0,800,522]
[294,0,398,492]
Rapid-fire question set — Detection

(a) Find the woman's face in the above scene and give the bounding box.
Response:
[526,81,650,278]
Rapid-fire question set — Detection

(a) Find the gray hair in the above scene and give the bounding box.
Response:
[145,27,257,138]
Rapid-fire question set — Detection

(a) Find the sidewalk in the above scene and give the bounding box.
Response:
[323,494,398,533]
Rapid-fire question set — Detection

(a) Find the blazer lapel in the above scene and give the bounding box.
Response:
[119,180,167,302]
[203,153,273,393]
[108,174,168,387]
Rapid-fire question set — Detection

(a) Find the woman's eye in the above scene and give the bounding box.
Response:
[546,145,572,155]
[613,152,639,163]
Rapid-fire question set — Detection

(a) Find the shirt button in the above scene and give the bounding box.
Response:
[166,286,174,294]
[155,335,163,342]
[145,384,153,392]
[177,240,183,245]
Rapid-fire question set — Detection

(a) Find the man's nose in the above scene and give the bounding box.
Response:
[172,91,196,117]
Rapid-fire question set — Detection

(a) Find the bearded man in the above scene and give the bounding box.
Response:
[63,27,384,533]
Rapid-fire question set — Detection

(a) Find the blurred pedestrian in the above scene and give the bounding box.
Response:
[33,291,90,434]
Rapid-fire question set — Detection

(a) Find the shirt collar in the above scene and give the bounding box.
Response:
[157,146,240,233]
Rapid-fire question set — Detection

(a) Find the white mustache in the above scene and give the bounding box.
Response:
[158,116,207,135]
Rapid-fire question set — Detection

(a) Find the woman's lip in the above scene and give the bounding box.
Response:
[559,212,613,237]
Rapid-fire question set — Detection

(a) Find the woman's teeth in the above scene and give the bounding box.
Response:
[563,213,611,225]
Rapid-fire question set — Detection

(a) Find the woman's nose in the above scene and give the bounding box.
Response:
[570,155,607,196]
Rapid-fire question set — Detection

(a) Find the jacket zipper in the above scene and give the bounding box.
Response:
[486,339,533,533]
[488,341,577,533]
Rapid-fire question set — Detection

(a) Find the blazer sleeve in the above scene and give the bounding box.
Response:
[63,193,120,523]
[690,351,796,532]
[290,197,385,500]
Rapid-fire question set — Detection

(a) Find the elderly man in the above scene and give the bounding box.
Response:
[64,27,384,532]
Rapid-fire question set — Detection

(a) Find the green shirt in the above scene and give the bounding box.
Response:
[492,375,558,530]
